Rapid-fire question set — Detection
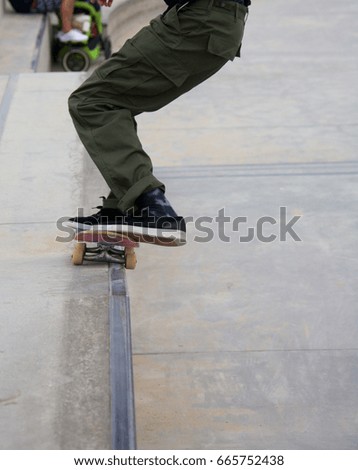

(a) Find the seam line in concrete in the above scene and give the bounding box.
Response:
[158,171,358,180]
[133,348,358,357]
[143,123,358,131]
[0,221,57,226]
[155,162,358,179]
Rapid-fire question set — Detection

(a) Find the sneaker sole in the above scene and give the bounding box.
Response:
[65,221,186,247]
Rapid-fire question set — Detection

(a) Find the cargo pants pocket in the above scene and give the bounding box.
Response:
[207,34,239,61]
[94,39,159,94]
[129,27,190,88]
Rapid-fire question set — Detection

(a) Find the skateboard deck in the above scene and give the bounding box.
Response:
[72,230,139,269]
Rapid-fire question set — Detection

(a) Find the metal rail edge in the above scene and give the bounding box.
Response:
[109,264,137,450]
[0,74,18,142]
[31,13,51,72]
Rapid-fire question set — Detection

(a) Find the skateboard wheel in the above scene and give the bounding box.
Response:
[72,242,86,265]
[125,248,137,270]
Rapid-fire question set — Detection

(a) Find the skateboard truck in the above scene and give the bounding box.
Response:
[72,231,138,269]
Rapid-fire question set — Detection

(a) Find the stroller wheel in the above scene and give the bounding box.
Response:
[103,37,112,59]
[62,49,90,72]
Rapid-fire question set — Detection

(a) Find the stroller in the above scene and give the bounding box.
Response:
[53,0,112,71]
[8,0,112,71]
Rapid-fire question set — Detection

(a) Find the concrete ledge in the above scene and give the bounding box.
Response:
[0,2,51,73]
[0,72,112,449]
[0,0,163,75]
[107,0,163,50]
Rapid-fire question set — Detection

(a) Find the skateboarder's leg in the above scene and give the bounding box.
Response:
[68,0,247,213]
[68,61,166,213]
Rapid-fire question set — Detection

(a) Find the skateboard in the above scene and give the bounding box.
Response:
[71,230,138,269]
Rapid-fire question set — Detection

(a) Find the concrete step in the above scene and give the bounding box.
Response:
[0,1,51,73]
[0,71,112,449]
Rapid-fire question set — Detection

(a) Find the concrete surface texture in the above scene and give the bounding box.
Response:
[0,0,357,450]
[0,73,111,449]
[129,0,358,449]
[107,0,163,51]
[0,1,50,73]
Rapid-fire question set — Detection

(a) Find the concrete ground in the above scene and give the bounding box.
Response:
[128,0,358,449]
[0,72,112,449]
[0,1,51,73]
[0,0,357,450]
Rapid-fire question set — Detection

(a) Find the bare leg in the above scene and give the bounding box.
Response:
[57,0,88,42]
[60,0,75,33]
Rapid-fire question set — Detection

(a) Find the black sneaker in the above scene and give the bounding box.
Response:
[65,190,186,246]
[128,188,186,246]
[124,213,186,246]
[66,207,126,231]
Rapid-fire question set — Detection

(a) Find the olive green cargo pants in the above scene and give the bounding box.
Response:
[68,0,247,212]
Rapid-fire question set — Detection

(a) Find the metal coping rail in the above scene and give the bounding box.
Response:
[0,74,18,143]
[109,264,137,450]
